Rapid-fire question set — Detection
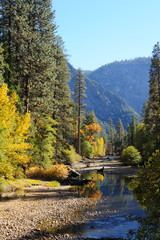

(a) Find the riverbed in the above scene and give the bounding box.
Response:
[0,158,139,240]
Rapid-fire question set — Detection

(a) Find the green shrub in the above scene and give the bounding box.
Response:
[62,146,82,164]
[81,140,94,158]
[121,145,142,165]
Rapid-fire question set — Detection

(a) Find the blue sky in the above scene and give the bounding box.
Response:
[52,0,160,70]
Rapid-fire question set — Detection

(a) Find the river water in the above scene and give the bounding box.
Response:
[66,172,145,239]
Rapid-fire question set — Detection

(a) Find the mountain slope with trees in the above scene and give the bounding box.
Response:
[68,63,139,128]
[87,57,150,114]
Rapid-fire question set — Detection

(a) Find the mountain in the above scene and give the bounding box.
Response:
[68,63,139,128]
[87,57,150,114]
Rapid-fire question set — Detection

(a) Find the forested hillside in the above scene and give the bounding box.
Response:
[68,63,139,128]
[88,58,150,114]
[0,0,107,177]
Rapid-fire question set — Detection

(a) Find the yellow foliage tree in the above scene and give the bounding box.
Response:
[96,137,105,157]
[0,84,32,179]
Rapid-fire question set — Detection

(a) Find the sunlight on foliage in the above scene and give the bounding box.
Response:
[31,115,57,168]
[45,181,60,187]
[81,140,94,158]
[81,123,106,158]
[62,145,82,164]
[81,123,102,142]
[96,137,105,157]
[26,164,70,181]
[0,84,32,179]
[121,146,142,165]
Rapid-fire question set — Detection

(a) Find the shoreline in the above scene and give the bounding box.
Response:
[0,158,137,240]
[72,157,137,177]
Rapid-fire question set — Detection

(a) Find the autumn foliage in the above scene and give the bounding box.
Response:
[0,84,32,179]
[81,123,105,157]
[26,164,70,181]
[81,123,102,142]
[73,173,104,201]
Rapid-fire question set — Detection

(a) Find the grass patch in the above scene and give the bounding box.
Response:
[24,179,43,186]
[45,181,60,187]
[0,178,43,193]
[0,177,61,199]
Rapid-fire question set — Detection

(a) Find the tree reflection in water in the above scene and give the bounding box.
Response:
[73,173,104,201]
[126,152,160,240]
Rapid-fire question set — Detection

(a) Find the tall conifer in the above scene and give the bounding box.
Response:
[84,110,97,125]
[0,0,57,118]
[147,42,160,139]
[115,118,125,153]
[0,44,5,84]
[52,37,74,159]
[108,117,116,155]
[73,69,86,155]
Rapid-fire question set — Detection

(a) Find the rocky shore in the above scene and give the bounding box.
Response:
[0,185,95,240]
[0,158,137,240]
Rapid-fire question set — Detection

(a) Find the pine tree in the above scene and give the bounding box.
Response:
[115,118,125,154]
[0,0,57,118]
[130,116,137,145]
[107,118,116,155]
[0,0,13,85]
[0,44,5,84]
[141,100,149,123]
[52,36,74,160]
[116,118,125,141]
[31,115,57,168]
[84,110,97,125]
[126,123,132,146]
[147,42,160,140]
[73,69,87,155]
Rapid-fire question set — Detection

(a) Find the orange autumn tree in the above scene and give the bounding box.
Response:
[81,122,105,157]
[0,84,32,179]
[84,123,102,142]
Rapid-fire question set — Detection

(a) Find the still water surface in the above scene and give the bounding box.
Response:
[68,173,145,239]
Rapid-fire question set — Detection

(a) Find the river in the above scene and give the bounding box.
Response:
[61,172,145,239]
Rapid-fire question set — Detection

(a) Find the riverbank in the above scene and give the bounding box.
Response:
[72,157,137,177]
[0,158,137,240]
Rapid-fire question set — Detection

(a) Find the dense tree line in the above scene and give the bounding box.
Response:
[107,116,138,156]
[125,43,160,240]
[107,42,160,164]
[0,1,106,180]
[105,44,160,239]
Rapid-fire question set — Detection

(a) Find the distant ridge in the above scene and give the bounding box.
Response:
[68,63,139,128]
[87,57,151,114]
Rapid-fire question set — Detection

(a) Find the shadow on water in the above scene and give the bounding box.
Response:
[39,172,147,239]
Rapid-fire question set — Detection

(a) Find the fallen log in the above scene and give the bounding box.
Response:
[67,166,80,178]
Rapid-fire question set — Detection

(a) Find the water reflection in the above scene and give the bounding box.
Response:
[73,173,104,201]
[126,173,160,239]
[71,172,145,239]
[40,173,146,239]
